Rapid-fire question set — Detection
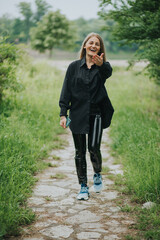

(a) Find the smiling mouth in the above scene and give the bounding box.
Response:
[90,49,96,52]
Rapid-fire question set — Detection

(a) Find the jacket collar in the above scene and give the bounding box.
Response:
[80,57,86,68]
[80,56,96,69]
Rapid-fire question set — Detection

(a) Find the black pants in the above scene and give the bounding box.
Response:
[72,115,103,185]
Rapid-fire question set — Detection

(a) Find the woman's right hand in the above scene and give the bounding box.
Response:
[60,116,66,129]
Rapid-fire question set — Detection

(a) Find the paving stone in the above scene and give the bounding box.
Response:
[50,149,72,160]
[105,219,120,226]
[37,213,49,219]
[80,222,104,229]
[55,212,67,217]
[109,206,121,212]
[103,212,112,216]
[102,152,110,159]
[80,199,97,205]
[52,181,70,188]
[65,210,101,224]
[109,226,128,233]
[34,185,70,197]
[142,201,156,209]
[102,191,118,200]
[60,197,75,205]
[23,238,44,240]
[28,197,46,205]
[77,231,101,239]
[40,225,73,238]
[80,223,109,233]
[108,164,122,171]
[68,209,77,214]
[104,235,120,240]
[56,165,75,172]
[121,220,135,225]
[104,179,114,185]
[73,204,88,210]
[109,169,124,175]
[43,202,58,207]
[110,214,126,219]
[34,219,56,228]
[91,228,109,233]
[31,207,46,212]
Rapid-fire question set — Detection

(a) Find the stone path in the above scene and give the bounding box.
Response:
[10,129,137,240]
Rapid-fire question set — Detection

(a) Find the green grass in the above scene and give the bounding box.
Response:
[47,162,58,168]
[107,66,160,238]
[101,166,110,174]
[50,173,67,179]
[0,59,64,238]
[51,155,60,160]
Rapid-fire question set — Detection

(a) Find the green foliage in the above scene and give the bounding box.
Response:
[0,58,64,237]
[11,18,27,42]
[0,15,27,42]
[30,10,76,56]
[34,0,51,22]
[99,0,160,83]
[0,14,13,37]
[73,17,138,53]
[0,0,51,43]
[0,37,23,102]
[18,2,33,41]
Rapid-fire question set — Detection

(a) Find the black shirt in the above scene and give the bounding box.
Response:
[59,57,114,134]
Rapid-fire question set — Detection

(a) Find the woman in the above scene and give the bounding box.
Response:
[59,32,114,200]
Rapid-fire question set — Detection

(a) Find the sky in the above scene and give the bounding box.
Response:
[0,0,100,20]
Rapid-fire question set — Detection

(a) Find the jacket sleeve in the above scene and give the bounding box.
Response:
[98,61,112,84]
[59,65,71,117]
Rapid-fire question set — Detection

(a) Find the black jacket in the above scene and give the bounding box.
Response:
[59,57,114,134]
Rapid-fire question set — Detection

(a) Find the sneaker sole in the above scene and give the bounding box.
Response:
[93,184,103,193]
[77,196,89,200]
[77,193,90,201]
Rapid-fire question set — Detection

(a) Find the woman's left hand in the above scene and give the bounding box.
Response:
[92,53,104,66]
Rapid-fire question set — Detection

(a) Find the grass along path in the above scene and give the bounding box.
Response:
[108,66,160,239]
[0,59,64,238]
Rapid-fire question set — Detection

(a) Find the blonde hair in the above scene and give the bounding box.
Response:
[79,32,106,62]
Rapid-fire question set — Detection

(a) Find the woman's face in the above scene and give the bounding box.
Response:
[84,36,101,57]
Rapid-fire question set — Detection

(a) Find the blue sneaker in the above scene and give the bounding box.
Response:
[77,184,89,200]
[93,173,103,193]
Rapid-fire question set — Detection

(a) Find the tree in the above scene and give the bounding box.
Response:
[99,0,160,83]
[73,17,138,53]
[34,0,51,23]
[11,18,26,42]
[0,37,22,103]
[0,14,29,43]
[30,10,76,57]
[0,14,13,37]
[18,2,33,42]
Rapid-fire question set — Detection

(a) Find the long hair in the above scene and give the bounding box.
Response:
[79,32,106,62]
